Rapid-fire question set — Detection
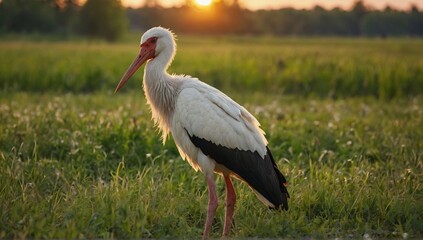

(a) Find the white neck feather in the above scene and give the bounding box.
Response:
[143,45,180,143]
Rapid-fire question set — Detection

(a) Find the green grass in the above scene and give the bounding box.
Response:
[0,93,422,238]
[0,37,422,99]
[0,36,422,238]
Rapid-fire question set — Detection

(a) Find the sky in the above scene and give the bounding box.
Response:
[122,0,423,10]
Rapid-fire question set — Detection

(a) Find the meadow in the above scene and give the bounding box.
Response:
[0,36,422,238]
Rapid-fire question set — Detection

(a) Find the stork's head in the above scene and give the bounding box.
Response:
[114,27,176,93]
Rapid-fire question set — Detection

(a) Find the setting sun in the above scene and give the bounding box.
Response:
[195,0,212,7]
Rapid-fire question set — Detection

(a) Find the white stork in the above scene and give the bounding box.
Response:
[114,27,289,238]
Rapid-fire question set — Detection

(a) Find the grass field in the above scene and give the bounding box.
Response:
[1,37,423,98]
[0,36,422,238]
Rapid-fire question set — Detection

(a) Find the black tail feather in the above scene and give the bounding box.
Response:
[267,147,290,200]
[187,132,289,211]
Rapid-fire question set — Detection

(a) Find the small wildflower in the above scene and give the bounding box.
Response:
[363,233,371,240]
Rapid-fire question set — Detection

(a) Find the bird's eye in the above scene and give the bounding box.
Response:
[151,38,157,44]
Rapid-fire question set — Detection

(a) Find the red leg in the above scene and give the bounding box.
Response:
[223,175,236,236]
[203,174,218,240]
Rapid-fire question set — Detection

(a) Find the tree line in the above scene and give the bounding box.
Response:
[0,0,127,41]
[0,0,422,41]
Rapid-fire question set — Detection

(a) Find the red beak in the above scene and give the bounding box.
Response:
[114,45,155,93]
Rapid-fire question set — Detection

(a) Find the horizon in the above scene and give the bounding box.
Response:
[122,0,423,11]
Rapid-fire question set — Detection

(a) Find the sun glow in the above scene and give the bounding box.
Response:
[195,0,212,7]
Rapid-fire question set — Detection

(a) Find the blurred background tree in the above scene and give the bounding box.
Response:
[0,0,59,33]
[78,0,128,41]
[0,0,422,39]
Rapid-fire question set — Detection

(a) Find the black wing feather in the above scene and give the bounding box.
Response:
[187,132,289,210]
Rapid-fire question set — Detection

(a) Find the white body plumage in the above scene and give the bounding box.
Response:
[140,28,267,174]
